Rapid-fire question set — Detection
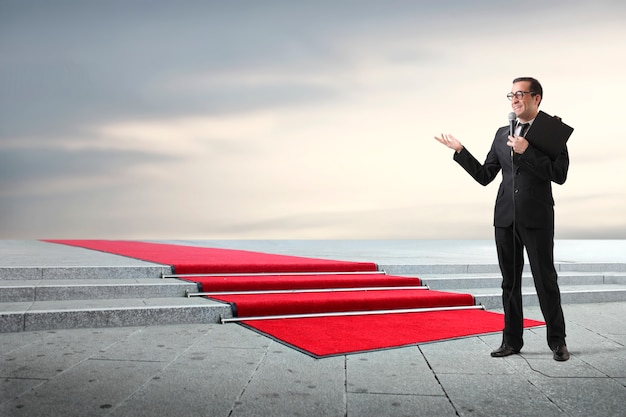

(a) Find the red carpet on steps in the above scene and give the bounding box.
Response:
[210,288,475,317]
[45,240,545,357]
[192,273,422,292]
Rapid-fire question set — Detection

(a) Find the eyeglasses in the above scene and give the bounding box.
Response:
[507,91,536,101]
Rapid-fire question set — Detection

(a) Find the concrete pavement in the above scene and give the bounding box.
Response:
[1,302,625,417]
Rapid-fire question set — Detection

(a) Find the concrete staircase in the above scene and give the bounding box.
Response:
[1,263,625,333]
[382,262,626,310]
[0,266,232,333]
[412,271,626,309]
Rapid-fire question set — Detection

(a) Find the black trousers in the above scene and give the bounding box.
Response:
[495,225,566,351]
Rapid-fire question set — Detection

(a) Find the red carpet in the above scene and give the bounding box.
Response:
[210,288,475,317]
[45,240,545,357]
[44,239,377,274]
[243,310,543,357]
[191,273,421,292]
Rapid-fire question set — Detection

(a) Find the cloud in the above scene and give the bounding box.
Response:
[1,0,525,140]
[0,146,174,180]
[1,1,626,239]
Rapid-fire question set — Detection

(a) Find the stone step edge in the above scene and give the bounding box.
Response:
[449,285,626,296]
[473,288,626,309]
[381,263,626,274]
[3,261,626,280]
[418,274,626,288]
[0,278,198,287]
[3,276,625,303]
[0,266,172,280]
[1,296,226,310]
[0,299,233,333]
[3,285,623,312]
[414,271,626,278]
[2,288,624,333]
[3,271,623,284]
[0,279,201,303]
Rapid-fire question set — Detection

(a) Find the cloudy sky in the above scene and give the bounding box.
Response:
[1,0,625,240]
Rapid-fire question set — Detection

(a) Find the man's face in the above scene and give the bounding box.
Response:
[510,81,541,122]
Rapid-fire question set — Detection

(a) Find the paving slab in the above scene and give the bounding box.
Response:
[436,372,565,417]
[3,356,165,417]
[347,347,443,396]
[108,325,270,417]
[418,336,518,375]
[347,392,457,417]
[233,343,346,417]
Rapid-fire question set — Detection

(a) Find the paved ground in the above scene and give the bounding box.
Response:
[1,240,625,416]
[1,303,624,417]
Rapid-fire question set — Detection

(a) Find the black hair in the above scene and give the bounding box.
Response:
[513,77,543,104]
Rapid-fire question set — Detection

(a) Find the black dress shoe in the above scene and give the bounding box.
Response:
[553,345,570,361]
[491,344,520,357]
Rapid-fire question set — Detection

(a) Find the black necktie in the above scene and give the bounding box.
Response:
[518,122,530,137]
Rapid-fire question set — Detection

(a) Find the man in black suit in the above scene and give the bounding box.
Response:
[435,77,570,361]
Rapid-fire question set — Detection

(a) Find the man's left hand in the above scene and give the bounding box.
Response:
[507,135,529,154]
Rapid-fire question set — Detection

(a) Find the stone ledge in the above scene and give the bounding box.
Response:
[0,298,232,333]
[0,266,172,280]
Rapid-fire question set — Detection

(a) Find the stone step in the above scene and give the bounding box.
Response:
[3,262,626,280]
[3,284,624,333]
[0,265,170,280]
[0,297,231,333]
[0,278,199,302]
[457,285,626,309]
[2,266,625,333]
[412,272,626,308]
[381,262,626,275]
[413,272,626,290]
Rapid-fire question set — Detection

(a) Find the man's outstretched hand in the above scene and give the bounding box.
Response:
[435,134,463,153]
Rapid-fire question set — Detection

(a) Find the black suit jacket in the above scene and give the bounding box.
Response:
[453,125,569,229]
